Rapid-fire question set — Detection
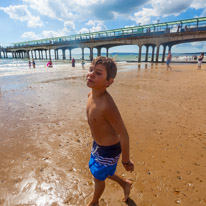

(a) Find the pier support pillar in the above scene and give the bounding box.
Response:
[69,49,72,60]
[162,45,166,62]
[145,45,149,62]
[27,51,30,59]
[41,50,44,59]
[49,49,51,60]
[34,50,37,59]
[90,48,93,61]
[138,45,142,62]
[155,45,160,62]
[151,46,155,62]
[31,50,33,59]
[56,49,59,59]
[45,50,48,59]
[54,49,57,59]
[168,45,172,52]
[38,50,41,59]
[97,47,101,56]
[81,48,84,60]
[106,47,109,57]
[62,49,66,59]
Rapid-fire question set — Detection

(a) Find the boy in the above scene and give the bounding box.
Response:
[86,56,134,206]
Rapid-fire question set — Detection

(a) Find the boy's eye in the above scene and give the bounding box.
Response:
[96,72,101,75]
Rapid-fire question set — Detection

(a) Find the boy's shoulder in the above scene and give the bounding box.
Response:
[102,92,117,111]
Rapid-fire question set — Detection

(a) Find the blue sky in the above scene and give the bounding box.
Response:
[0,0,206,53]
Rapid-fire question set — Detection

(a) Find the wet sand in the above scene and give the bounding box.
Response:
[0,63,206,206]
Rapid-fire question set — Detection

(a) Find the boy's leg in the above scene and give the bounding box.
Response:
[87,177,105,206]
[108,173,132,201]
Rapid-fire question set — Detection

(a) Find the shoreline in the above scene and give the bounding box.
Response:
[0,63,206,205]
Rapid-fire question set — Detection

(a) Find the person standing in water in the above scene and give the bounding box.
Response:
[72,58,75,67]
[32,59,35,68]
[166,51,172,70]
[197,53,204,70]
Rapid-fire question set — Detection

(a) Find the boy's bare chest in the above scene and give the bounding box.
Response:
[86,100,104,124]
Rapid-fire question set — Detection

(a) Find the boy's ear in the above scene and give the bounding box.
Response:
[106,78,114,87]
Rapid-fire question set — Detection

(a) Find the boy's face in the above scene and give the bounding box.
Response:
[87,64,112,89]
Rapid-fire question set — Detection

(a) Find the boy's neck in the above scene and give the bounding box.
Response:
[91,88,107,97]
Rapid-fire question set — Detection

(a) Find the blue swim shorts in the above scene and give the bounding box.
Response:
[89,141,121,181]
[166,59,171,65]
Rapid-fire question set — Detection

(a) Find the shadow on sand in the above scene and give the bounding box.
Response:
[126,197,137,206]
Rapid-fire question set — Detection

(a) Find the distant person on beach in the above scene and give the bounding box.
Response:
[81,60,85,69]
[47,60,53,68]
[197,53,204,70]
[72,58,75,67]
[32,59,35,68]
[166,51,172,70]
[29,60,31,68]
[86,56,134,206]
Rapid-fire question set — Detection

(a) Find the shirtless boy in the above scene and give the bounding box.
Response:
[86,56,134,206]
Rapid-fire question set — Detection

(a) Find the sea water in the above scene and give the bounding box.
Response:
[0,52,200,91]
[0,58,88,92]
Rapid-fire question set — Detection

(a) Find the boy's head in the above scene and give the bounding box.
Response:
[92,56,117,80]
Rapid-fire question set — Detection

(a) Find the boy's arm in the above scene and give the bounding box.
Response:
[104,100,134,172]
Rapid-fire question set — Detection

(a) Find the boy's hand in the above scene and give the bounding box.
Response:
[122,160,134,172]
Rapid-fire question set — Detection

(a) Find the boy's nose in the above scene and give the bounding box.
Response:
[89,71,95,77]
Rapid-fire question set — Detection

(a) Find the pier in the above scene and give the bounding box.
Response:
[1,17,206,62]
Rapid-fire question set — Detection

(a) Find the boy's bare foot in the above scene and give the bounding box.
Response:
[123,180,133,202]
[87,201,99,206]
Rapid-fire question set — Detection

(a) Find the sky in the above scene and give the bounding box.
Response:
[0,0,206,53]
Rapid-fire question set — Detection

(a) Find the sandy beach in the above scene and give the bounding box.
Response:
[0,62,206,206]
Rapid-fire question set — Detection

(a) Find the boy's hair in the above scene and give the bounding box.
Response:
[92,56,117,80]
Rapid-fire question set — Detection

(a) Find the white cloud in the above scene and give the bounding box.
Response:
[28,16,43,27]
[0,5,29,21]
[130,0,202,25]
[21,31,40,40]
[0,5,43,28]
[79,28,90,34]
[63,21,76,32]
[41,30,66,38]
[78,20,107,34]
[190,0,206,10]
[21,29,68,41]
[130,8,156,25]
[23,0,75,21]
[151,0,192,16]
[89,20,107,32]
[22,0,149,22]
[86,20,96,26]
